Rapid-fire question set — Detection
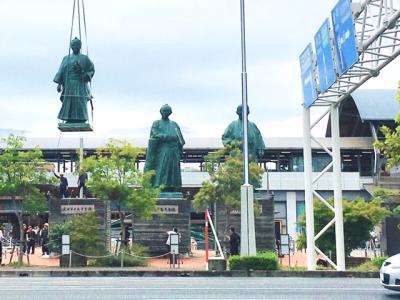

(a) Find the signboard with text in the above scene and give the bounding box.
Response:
[157,205,179,214]
[331,0,358,76]
[300,43,318,108]
[60,205,95,215]
[315,18,337,93]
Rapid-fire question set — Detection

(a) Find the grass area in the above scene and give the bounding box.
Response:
[349,256,387,272]
[280,265,307,271]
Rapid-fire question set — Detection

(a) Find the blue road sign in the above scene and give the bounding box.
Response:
[331,0,358,76]
[315,19,337,94]
[300,44,318,108]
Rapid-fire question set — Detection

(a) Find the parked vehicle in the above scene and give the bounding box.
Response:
[380,253,400,291]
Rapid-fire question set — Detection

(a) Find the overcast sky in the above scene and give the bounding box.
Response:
[0,0,399,139]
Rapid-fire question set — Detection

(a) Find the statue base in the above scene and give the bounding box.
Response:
[133,196,190,255]
[58,122,93,132]
[215,189,275,252]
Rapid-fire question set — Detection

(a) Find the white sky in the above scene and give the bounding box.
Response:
[0,0,399,139]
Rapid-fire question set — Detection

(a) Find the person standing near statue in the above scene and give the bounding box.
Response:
[144,104,185,191]
[222,105,265,162]
[53,172,68,199]
[77,171,88,198]
[54,37,95,125]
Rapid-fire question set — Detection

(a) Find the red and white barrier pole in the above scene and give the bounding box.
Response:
[205,208,209,263]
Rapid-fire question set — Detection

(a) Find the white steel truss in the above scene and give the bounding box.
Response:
[303,0,400,271]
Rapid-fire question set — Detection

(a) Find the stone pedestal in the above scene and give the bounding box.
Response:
[207,257,227,271]
[133,195,191,255]
[48,197,111,253]
[216,190,275,253]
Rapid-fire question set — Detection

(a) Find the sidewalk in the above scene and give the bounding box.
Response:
[2,247,308,270]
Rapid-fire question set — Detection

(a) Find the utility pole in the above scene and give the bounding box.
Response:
[239,0,256,256]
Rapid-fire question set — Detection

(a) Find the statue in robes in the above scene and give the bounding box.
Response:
[54,37,95,125]
[144,104,185,191]
[222,105,265,162]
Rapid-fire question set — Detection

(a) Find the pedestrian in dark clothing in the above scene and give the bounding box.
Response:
[22,224,27,254]
[41,223,50,256]
[54,172,68,198]
[229,226,240,256]
[77,171,88,198]
[26,226,36,255]
[0,226,3,265]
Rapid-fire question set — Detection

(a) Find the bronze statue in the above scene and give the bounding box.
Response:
[144,104,185,191]
[54,37,95,125]
[222,105,265,161]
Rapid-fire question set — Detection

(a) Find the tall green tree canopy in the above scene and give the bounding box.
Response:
[192,143,264,214]
[374,83,400,167]
[297,197,389,257]
[0,134,51,263]
[0,135,49,213]
[83,139,160,218]
[82,139,161,247]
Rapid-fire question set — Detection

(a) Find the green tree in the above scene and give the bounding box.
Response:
[0,134,51,264]
[297,197,389,258]
[82,139,161,250]
[192,143,264,230]
[371,188,400,216]
[48,213,105,257]
[374,82,400,167]
[69,212,105,255]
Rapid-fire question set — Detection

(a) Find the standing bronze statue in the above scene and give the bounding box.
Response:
[144,104,185,191]
[54,37,95,129]
[222,105,265,161]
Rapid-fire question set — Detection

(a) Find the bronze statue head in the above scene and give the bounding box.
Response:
[70,37,82,55]
[160,104,172,120]
[236,104,250,120]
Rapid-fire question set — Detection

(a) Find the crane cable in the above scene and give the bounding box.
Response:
[65,0,94,129]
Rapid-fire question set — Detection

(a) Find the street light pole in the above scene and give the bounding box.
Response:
[240,0,256,256]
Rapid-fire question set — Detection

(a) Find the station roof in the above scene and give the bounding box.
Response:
[326,89,399,137]
[0,136,374,151]
[351,89,399,121]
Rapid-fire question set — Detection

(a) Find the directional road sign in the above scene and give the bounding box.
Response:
[331,0,359,76]
[300,44,318,108]
[315,18,337,94]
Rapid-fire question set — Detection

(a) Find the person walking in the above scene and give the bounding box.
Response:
[26,226,36,255]
[41,223,50,256]
[228,226,240,256]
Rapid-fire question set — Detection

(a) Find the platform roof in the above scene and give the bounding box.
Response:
[351,89,399,121]
[0,136,374,151]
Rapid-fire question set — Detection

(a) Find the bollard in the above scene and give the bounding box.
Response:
[120,249,124,268]
[69,250,72,268]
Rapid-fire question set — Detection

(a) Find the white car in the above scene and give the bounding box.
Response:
[380,253,400,291]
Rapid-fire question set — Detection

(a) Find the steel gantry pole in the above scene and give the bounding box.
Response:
[239,0,256,256]
[330,104,345,271]
[302,107,316,270]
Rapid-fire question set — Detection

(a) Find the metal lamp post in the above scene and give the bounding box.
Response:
[239,0,256,256]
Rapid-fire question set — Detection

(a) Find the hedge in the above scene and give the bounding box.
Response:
[228,251,279,270]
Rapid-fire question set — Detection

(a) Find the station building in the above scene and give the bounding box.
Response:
[1,89,399,243]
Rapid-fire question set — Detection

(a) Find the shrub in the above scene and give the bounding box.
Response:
[349,256,388,272]
[48,212,105,256]
[371,256,388,268]
[48,222,71,253]
[228,251,279,271]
